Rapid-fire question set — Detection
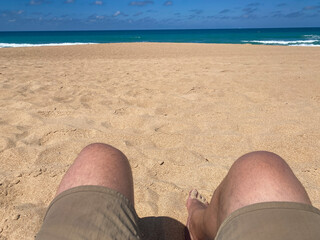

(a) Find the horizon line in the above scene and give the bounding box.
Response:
[1,26,320,33]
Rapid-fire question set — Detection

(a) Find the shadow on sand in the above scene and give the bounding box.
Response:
[139,216,191,240]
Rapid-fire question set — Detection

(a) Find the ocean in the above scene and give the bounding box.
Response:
[0,28,320,48]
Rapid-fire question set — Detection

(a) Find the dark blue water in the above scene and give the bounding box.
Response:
[1,28,320,48]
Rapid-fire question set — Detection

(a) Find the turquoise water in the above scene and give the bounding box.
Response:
[0,28,320,48]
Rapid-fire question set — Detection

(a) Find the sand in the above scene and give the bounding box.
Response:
[0,43,319,239]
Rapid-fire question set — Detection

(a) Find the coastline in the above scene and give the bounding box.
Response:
[1,28,320,48]
[0,43,319,239]
[1,41,320,48]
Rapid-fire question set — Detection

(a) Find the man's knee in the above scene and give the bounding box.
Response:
[231,151,295,184]
[226,151,311,205]
[80,142,123,156]
[232,151,291,178]
[231,151,300,189]
[77,143,128,165]
[56,142,133,199]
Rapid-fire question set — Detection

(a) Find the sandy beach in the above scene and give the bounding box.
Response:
[0,43,319,239]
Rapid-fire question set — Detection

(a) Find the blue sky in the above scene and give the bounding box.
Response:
[0,0,320,31]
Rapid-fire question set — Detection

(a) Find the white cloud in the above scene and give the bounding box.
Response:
[129,1,154,7]
[29,0,43,5]
[94,1,103,5]
[113,11,121,17]
[164,1,173,6]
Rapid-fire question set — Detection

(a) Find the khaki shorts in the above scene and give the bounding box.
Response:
[36,186,141,240]
[36,185,320,240]
[216,201,320,240]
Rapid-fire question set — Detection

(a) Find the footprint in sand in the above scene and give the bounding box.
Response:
[136,186,160,216]
[80,95,94,109]
[36,145,68,165]
[0,137,16,152]
[311,96,320,102]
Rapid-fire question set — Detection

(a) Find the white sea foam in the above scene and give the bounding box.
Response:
[303,35,320,40]
[243,40,317,44]
[0,42,96,48]
[242,39,320,46]
[289,44,320,47]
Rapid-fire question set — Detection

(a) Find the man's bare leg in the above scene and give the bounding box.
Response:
[186,151,311,240]
[56,143,134,204]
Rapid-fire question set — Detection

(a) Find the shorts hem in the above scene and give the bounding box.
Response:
[44,185,136,220]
